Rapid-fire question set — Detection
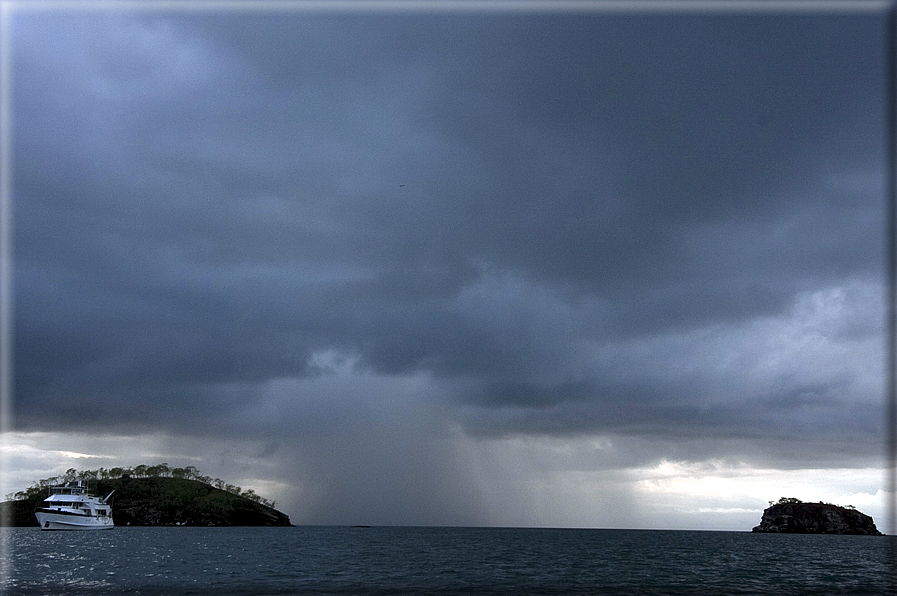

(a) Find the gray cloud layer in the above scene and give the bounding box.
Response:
[12,10,888,502]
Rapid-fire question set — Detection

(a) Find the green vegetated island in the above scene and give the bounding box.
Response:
[1,464,292,527]
[752,497,882,535]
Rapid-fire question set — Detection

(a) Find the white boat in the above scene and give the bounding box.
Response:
[34,482,114,530]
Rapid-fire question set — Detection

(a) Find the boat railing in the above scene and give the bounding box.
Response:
[48,482,90,496]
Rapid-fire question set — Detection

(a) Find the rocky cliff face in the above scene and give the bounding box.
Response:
[752,502,882,535]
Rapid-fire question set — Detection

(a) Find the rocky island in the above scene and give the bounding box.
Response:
[1,465,292,527]
[752,497,882,535]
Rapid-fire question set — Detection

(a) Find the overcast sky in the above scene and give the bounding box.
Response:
[4,2,893,530]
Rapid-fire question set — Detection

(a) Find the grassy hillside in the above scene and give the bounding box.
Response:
[1,476,291,527]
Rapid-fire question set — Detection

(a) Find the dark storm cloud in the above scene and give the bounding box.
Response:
[12,8,886,457]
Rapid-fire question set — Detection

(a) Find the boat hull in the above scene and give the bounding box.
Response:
[35,510,113,530]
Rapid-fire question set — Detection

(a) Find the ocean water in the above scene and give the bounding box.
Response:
[1,526,893,595]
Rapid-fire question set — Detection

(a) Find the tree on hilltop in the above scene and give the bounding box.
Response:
[776,497,803,505]
[7,463,277,512]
